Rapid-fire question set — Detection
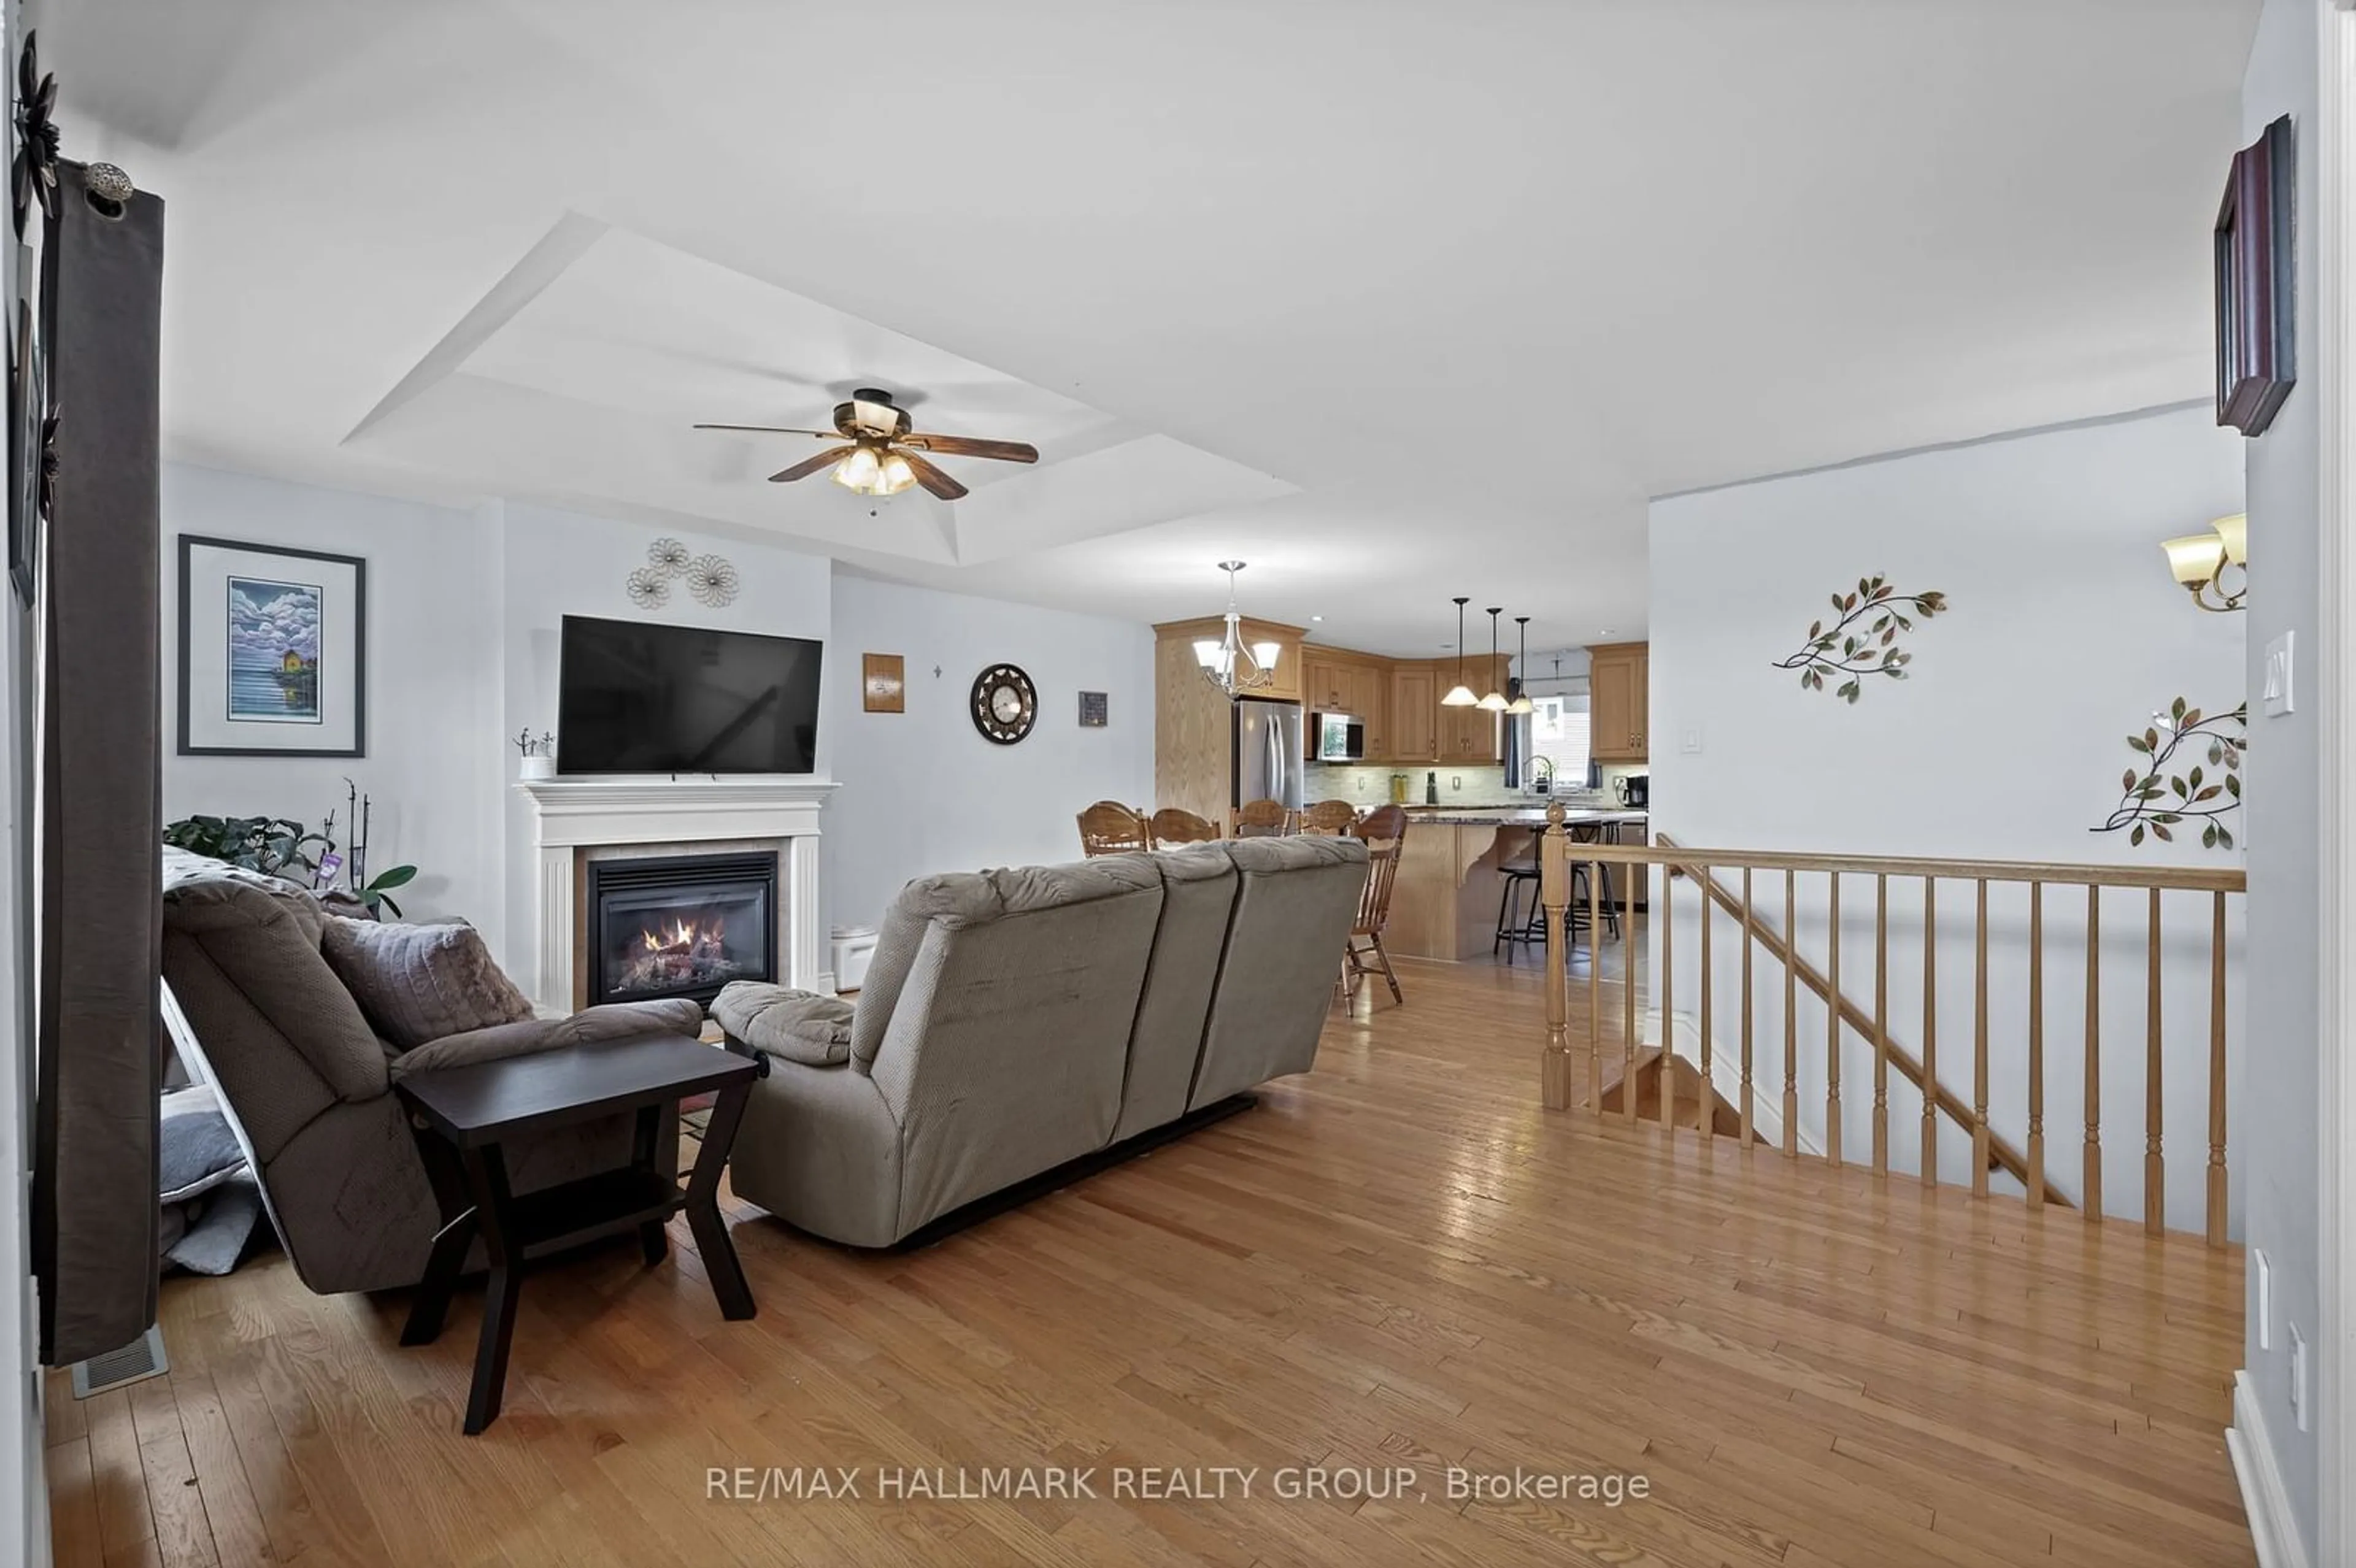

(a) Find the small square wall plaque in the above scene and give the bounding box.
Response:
[1077,690,1109,728]
[863,653,905,713]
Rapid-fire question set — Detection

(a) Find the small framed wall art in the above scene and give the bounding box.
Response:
[1077,690,1109,728]
[862,653,906,713]
[2215,113,2296,437]
[177,535,367,756]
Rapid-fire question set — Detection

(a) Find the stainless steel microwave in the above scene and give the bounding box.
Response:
[1312,712,1365,762]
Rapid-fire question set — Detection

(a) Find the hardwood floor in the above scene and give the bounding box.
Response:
[48,956,2250,1566]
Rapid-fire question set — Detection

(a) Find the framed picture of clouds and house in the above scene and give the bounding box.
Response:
[177,534,367,756]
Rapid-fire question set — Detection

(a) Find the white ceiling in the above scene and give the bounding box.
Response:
[37,0,2258,656]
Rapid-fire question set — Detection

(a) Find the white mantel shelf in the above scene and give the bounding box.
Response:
[514,775,840,1010]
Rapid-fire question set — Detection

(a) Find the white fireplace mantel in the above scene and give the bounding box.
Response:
[515,776,839,1011]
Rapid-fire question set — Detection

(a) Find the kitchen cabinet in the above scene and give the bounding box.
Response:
[1349,664,1387,758]
[1437,655,1509,763]
[1303,654,1349,713]
[1589,642,1649,761]
[1152,614,1308,829]
[1388,663,1438,761]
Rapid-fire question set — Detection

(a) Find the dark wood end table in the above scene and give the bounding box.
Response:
[393,1034,763,1434]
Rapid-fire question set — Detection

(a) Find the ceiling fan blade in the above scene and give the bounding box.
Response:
[900,433,1040,463]
[694,423,837,437]
[898,450,969,501]
[769,446,854,483]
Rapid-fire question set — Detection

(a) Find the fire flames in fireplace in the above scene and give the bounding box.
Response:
[615,913,749,996]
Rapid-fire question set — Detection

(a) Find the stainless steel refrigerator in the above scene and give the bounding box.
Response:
[1233,698,1305,810]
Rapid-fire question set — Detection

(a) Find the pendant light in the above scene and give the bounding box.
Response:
[1507,616,1534,713]
[1440,596,1477,706]
[1476,607,1509,711]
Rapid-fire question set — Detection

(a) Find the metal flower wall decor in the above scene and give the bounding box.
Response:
[685,553,739,607]
[12,33,58,240]
[1772,574,1948,702]
[2093,698,2246,850]
[625,537,737,610]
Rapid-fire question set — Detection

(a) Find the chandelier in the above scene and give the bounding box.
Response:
[1194,561,1283,698]
[2161,513,2247,613]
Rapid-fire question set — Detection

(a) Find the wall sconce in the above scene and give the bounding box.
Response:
[2161,513,2247,613]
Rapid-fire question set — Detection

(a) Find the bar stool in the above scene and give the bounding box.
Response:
[1493,855,1544,964]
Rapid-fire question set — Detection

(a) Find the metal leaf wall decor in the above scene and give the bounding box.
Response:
[12,33,58,240]
[1771,575,1947,702]
[2093,698,2246,850]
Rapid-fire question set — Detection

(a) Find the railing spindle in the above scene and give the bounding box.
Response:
[2027,881,2045,1212]
[1623,856,1638,1123]
[1873,872,1890,1175]
[1826,872,1843,1167]
[1783,870,1798,1157]
[1660,867,1676,1134]
[1740,868,1755,1147]
[1973,878,1990,1199]
[2146,887,2165,1236]
[2084,885,2102,1222]
[1921,877,1938,1187]
[1588,852,1603,1116]
[2208,889,2227,1247]
[1700,867,1717,1136]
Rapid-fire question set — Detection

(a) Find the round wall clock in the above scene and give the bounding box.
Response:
[970,663,1038,745]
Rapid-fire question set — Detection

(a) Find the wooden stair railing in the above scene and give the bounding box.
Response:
[1532,810,2245,1245]
[1657,834,2055,1205]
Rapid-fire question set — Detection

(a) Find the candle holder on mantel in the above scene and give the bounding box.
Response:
[514,728,555,780]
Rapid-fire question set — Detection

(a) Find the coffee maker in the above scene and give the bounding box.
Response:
[1613,774,1650,809]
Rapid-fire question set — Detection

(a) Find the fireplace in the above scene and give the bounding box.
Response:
[585,851,778,1008]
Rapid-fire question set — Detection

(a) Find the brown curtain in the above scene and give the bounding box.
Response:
[34,163,165,1364]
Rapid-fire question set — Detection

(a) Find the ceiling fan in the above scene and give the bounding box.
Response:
[695,387,1038,501]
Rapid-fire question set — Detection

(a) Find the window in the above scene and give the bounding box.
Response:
[1530,693,1590,785]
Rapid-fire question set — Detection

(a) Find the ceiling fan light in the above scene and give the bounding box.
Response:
[833,446,882,493]
[875,452,918,495]
[1440,684,1478,707]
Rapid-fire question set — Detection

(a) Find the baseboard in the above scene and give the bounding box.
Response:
[1641,1009,1825,1156]
[2228,1369,2311,1568]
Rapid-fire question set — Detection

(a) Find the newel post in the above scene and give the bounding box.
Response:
[1541,801,1573,1110]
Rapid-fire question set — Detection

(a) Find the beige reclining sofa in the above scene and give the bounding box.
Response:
[714,836,1367,1246]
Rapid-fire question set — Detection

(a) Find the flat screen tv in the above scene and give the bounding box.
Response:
[557,615,823,775]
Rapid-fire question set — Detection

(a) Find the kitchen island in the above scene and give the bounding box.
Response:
[1385,804,1648,961]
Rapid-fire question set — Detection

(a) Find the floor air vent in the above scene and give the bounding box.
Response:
[69,1324,169,1399]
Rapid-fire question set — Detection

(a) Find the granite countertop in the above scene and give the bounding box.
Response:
[1403,805,1649,828]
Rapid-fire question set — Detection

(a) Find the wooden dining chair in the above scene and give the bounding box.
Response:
[1233,798,1292,837]
[1296,799,1361,836]
[1341,805,1409,1004]
[1076,801,1150,858]
[1148,807,1220,849]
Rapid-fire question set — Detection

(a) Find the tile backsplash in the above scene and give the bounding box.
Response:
[1311,761,1645,804]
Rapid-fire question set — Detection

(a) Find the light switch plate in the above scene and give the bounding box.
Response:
[2262,631,2294,717]
[2255,1249,2272,1350]
[2290,1321,2309,1432]
[1680,728,1703,754]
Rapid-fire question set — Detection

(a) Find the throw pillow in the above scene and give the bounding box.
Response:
[320,917,536,1052]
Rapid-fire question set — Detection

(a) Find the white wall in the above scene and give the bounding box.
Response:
[161,464,504,934]
[824,571,1154,933]
[2237,0,2323,1553]
[1648,403,2246,1231]
[494,501,834,968]
[158,466,1157,988]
